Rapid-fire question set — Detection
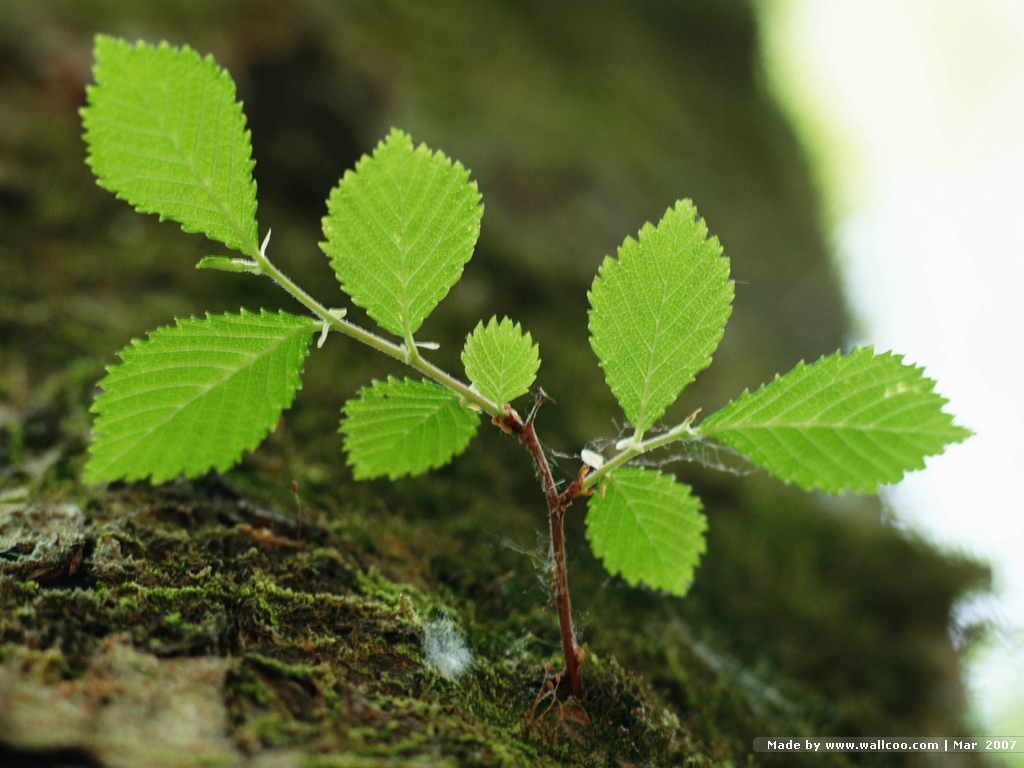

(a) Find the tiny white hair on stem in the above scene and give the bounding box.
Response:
[634,435,756,477]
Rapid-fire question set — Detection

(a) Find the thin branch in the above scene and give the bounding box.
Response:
[251,243,503,418]
[257,244,585,696]
[497,400,583,698]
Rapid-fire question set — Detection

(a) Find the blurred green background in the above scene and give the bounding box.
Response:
[0,0,994,764]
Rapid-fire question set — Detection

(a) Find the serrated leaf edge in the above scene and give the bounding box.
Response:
[340,376,480,481]
[320,128,483,340]
[698,346,972,493]
[461,315,540,404]
[585,467,707,596]
[82,35,259,254]
[85,308,316,484]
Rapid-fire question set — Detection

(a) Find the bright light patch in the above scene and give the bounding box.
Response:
[759,0,1024,739]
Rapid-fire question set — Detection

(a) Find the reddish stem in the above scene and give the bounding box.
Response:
[496,394,583,698]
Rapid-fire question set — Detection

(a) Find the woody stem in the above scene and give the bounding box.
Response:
[503,396,582,698]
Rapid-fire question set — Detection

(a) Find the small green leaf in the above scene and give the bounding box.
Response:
[321,128,483,340]
[588,199,732,436]
[82,36,258,253]
[461,316,540,405]
[85,310,315,484]
[341,376,479,480]
[586,467,706,596]
[698,347,972,493]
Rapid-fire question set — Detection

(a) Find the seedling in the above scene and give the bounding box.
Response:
[80,36,970,698]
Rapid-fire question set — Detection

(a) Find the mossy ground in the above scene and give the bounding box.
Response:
[0,478,772,767]
[0,403,989,767]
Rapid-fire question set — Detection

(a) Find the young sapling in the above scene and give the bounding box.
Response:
[80,36,971,699]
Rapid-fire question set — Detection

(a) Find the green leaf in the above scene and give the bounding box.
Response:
[698,347,972,493]
[320,128,483,340]
[461,316,540,405]
[585,467,706,596]
[588,199,732,436]
[85,310,315,484]
[82,35,258,253]
[341,376,479,480]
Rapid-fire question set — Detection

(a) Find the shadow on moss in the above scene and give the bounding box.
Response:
[1,481,780,766]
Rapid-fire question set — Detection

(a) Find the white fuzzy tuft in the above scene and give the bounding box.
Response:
[422,615,473,680]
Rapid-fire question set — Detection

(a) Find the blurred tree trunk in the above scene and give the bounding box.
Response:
[0,2,989,765]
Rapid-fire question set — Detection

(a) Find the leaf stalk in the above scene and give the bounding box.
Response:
[249,238,503,418]
[581,419,700,492]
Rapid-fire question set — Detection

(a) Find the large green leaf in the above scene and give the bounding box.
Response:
[320,129,483,340]
[341,377,480,480]
[588,200,732,436]
[85,310,315,483]
[585,467,706,596]
[82,36,258,253]
[698,347,972,493]
[461,316,540,405]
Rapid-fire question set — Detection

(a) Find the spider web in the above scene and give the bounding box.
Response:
[579,420,757,478]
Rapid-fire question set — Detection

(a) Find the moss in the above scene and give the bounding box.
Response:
[0,466,988,767]
[0,481,797,766]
